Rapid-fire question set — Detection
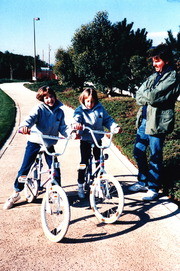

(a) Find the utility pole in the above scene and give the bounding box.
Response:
[33,17,40,81]
[48,44,51,68]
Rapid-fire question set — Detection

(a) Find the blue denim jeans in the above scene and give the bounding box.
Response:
[134,119,165,192]
[14,141,60,192]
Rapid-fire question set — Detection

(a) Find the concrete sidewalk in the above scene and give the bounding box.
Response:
[0,82,179,271]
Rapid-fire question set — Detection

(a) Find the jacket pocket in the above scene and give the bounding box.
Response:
[157,109,174,133]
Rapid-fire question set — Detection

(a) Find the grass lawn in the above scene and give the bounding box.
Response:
[0,89,16,148]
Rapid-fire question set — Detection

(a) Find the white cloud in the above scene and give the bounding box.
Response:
[147,31,178,45]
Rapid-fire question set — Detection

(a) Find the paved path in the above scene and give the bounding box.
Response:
[0,82,179,271]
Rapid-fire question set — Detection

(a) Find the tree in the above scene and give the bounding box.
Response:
[72,11,116,91]
[165,30,180,52]
[54,11,152,93]
[0,51,47,80]
[54,47,85,90]
[165,30,180,73]
[128,55,152,95]
[130,28,152,56]
[72,11,152,94]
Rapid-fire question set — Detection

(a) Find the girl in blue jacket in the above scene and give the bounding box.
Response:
[4,86,71,210]
[73,88,121,198]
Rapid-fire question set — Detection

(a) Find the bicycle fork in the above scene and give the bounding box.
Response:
[94,150,109,198]
[45,156,61,214]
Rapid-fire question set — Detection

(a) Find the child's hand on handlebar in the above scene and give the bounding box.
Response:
[71,122,83,130]
[70,129,82,140]
[72,133,82,140]
[19,126,31,135]
[113,126,122,134]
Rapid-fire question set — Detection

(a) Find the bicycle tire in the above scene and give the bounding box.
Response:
[41,185,70,242]
[90,174,124,223]
[24,168,38,203]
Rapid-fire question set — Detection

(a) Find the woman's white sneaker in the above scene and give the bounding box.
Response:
[129,182,148,192]
[142,190,158,201]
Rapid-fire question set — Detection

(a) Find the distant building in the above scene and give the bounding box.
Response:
[36,67,58,81]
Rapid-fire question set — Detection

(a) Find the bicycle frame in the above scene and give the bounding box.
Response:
[33,130,70,183]
[19,130,72,201]
[31,150,51,189]
[83,126,114,183]
[82,126,124,223]
[87,147,106,180]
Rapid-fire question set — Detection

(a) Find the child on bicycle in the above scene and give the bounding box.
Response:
[4,86,71,210]
[73,88,122,198]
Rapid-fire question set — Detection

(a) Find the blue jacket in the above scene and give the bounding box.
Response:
[74,102,118,143]
[20,100,70,147]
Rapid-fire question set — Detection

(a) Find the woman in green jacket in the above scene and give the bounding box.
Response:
[129,44,179,201]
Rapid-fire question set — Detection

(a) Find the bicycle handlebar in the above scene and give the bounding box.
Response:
[20,130,71,157]
[83,126,114,149]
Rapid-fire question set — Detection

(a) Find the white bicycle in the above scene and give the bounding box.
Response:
[19,131,71,242]
[82,126,124,223]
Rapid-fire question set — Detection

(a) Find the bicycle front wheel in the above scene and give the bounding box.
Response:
[90,174,124,223]
[41,185,70,242]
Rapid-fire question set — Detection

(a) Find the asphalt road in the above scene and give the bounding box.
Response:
[0,82,180,271]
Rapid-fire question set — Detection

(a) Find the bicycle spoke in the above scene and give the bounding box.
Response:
[41,185,70,242]
[90,174,124,223]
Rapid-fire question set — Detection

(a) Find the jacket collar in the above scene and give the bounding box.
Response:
[81,102,100,111]
[42,100,63,112]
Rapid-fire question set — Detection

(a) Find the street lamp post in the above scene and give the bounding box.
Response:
[33,17,40,81]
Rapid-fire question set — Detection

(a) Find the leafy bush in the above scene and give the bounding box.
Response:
[24,80,65,93]
[0,79,25,84]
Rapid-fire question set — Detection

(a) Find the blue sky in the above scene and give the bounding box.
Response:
[0,0,179,64]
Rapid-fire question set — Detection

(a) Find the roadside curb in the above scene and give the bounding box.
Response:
[0,99,21,158]
[109,140,138,175]
[111,140,179,217]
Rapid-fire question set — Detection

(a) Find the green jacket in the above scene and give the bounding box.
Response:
[136,69,179,135]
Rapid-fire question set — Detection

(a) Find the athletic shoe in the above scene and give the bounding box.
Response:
[78,184,85,199]
[3,192,21,210]
[129,182,148,192]
[142,190,158,201]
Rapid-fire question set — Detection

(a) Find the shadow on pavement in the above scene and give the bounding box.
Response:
[62,197,179,244]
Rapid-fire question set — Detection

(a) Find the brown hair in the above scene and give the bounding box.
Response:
[79,88,98,105]
[36,86,57,102]
[149,44,174,65]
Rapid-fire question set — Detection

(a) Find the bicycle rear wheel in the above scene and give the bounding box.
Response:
[41,185,70,242]
[90,174,124,223]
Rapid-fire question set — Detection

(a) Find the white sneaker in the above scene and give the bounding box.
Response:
[142,190,158,201]
[78,184,85,199]
[3,192,21,210]
[129,182,148,192]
